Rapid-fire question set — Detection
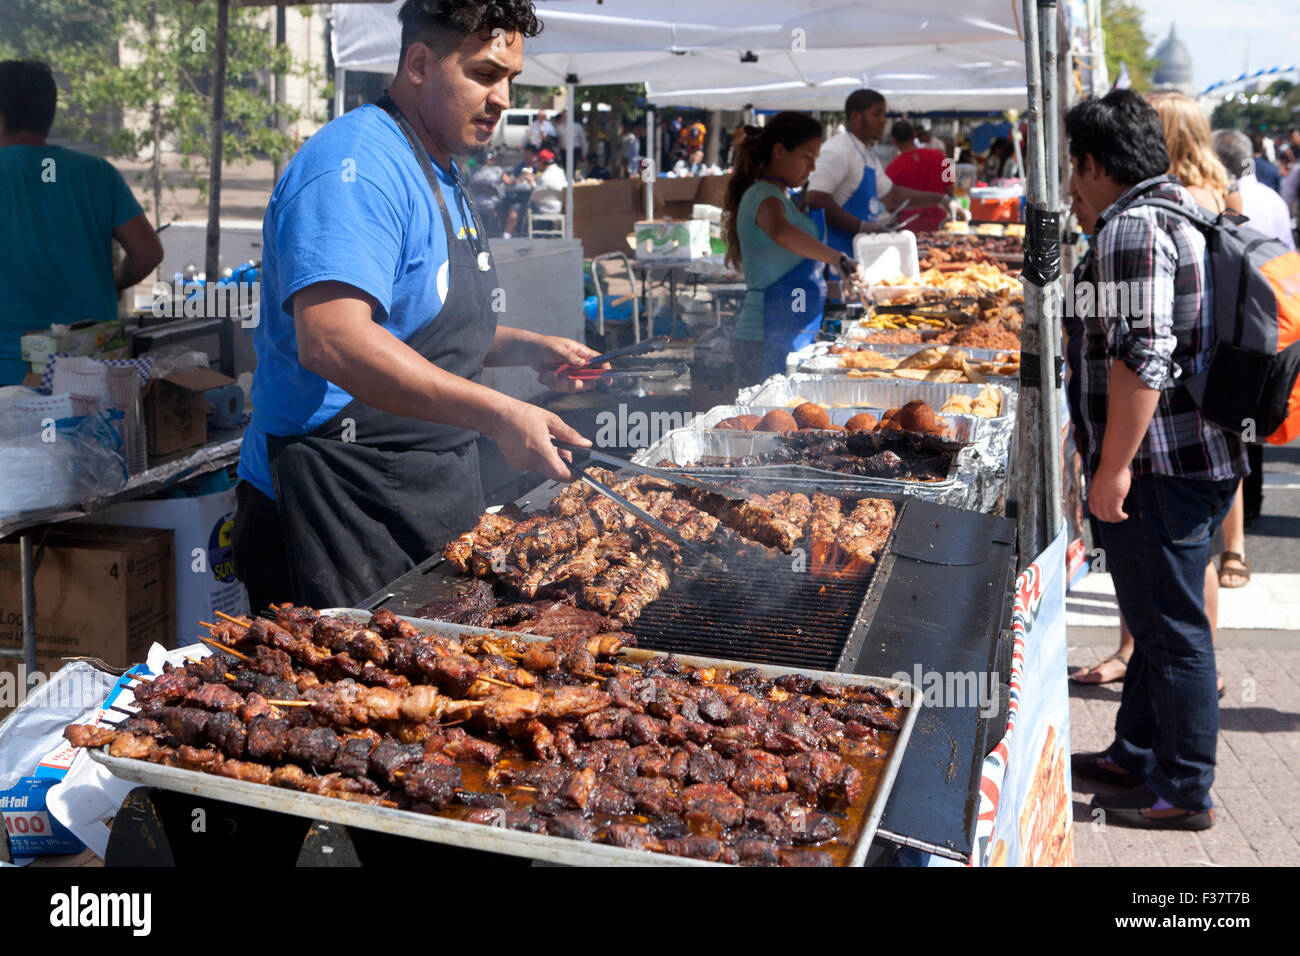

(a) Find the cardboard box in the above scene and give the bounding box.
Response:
[143,366,236,456]
[20,320,128,372]
[569,174,733,259]
[0,525,175,718]
[633,219,712,261]
[83,487,250,649]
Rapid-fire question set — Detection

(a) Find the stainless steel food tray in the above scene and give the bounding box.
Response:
[789,342,1018,377]
[89,613,919,868]
[738,375,1014,421]
[690,404,979,442]
[632,426,973,508]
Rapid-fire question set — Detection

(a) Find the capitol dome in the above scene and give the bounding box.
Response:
[1152,23,1195,94]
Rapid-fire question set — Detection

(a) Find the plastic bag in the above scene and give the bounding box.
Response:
[0,406,129,515]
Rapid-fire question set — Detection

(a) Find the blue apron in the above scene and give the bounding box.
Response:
[824,137,881,257]
[760,256,826,378]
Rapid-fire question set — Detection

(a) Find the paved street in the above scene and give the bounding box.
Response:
[1068,441,1300,866]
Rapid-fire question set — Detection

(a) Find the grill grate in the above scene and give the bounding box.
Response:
[625,550,878,671]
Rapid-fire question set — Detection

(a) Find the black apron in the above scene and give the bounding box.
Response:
[266,94,498,608]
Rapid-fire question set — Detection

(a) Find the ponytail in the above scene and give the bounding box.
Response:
[722,113,822,269]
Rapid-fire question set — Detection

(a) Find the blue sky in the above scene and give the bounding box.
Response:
[1136,1,1300,92]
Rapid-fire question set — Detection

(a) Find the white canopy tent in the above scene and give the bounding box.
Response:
[330,1,1028,226]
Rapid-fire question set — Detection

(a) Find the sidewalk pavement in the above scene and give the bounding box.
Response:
[1067,447,1300,866]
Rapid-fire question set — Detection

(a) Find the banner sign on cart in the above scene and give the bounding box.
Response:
[973,529,1073,866]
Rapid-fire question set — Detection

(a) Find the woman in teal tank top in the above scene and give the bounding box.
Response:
[723,113,860,384]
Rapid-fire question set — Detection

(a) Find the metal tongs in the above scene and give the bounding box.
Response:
[552,440,736,571]
[554,336,685,387]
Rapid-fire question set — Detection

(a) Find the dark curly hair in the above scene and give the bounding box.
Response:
[1065,89,1170,187]
[398,1,543,62]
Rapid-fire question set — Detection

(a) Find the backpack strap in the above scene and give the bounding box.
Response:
[1124,196,1216,230]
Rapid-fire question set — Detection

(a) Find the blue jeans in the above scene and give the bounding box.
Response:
[1094,473,1237,811]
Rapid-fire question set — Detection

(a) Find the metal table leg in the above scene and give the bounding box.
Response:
[0,533,39,681]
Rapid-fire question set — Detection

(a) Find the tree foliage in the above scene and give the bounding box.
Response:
[1101,0,1159,92]
[1211,80,1300,134]
[0,0,323,224]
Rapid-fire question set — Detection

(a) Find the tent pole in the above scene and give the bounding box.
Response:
[1038,0,1064,541]
[1016,0,1049,567]
[335,67,346,119]
[206,0,233,377]
[565,80,576,239]
[645,107,656,220]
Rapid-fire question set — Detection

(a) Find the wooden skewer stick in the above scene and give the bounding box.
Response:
[263,699,311,707]
[107,704,137,716]
[199,636,254,664]
[198,622,218,630]
[474,675,517,689]
[214,610,250,629]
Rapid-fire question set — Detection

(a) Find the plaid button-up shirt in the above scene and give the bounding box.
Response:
[1077,175,1247,482]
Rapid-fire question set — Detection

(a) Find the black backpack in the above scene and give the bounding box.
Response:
[1132,198,1300,444]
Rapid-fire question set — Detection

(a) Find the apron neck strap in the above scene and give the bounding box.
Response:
[375,92,491,271]
[375,93,455,224]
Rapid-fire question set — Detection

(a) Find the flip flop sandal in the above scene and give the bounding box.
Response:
[1069,652,1130,685]
[1218,551,1251,588]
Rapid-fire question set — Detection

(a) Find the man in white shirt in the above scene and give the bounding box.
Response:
[1213,129,1295,251]
[552,110,587,166]
[527,110,555,149]
[530,149,567,214]
[806,89,963,262]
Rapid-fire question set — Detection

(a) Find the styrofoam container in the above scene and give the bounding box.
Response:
[853,231,919,282]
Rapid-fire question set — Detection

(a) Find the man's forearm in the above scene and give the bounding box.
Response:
[885,186,947,211]
[114,257,153,291]
[1099,361,1161,471]
[297,300,514,437]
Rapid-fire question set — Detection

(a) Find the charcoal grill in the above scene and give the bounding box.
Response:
[365,481,1016,862]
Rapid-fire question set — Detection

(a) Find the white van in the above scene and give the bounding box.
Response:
[490,108,540,150]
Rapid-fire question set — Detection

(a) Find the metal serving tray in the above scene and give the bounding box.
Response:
[88,615,919,868]
[789,342,1019,377]
[738,375,1014,422]
[632,426,976,509]
[689,404,979,442]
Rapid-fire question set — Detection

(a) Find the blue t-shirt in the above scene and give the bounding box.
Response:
[238,104,476,499]
[0,145,143,384]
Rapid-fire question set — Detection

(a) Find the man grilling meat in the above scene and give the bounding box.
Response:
[234,1,597,608]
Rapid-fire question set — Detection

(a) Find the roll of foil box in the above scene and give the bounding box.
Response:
[205,384,245,430]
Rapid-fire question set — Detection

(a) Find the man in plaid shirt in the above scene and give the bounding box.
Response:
[1065,91,1246,831]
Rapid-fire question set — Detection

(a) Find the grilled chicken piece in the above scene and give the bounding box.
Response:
[444,511,518,572]
[676,487,802,553]
[610,559,672,622]
[64,724,117,749]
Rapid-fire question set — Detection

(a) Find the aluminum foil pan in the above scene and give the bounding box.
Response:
[733,376,1016,513]
[633,426,990,508]
[690,404,979,443]
[89,615,919,868]
[787,342,1018,377]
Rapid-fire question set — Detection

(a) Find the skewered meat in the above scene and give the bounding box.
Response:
[676,487,803,553]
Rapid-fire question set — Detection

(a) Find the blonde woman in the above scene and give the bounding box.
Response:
[1146,92,1250,593]
[1146,92,1244,217]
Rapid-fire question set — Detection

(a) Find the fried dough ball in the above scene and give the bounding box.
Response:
[792,403,831,430]
[843,413,879,433]
[897,400,948,435]
[717,414,761,431]
[756,410,799,433]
